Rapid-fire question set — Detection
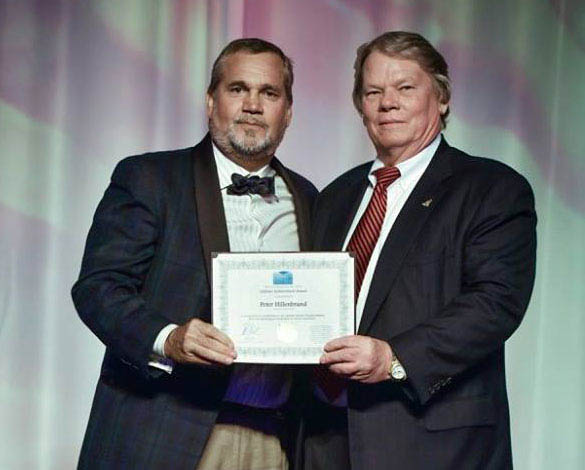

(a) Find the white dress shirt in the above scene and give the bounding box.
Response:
[150,143,300,408]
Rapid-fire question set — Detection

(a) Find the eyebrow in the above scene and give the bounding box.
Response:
[226,80,282,92]
[259,84,281,93]
[395,76,416,84]
[363,75,418,89]
[226,80,249,89]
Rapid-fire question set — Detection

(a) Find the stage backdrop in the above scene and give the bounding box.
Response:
[1,1,584,468]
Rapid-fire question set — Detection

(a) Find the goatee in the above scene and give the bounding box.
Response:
[228,122,273,156]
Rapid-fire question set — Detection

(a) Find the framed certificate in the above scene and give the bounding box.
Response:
[212,252,354,364]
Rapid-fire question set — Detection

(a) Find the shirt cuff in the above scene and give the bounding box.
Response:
[148,323,178,374]
[148,355,175,374]
[153,323,179,356]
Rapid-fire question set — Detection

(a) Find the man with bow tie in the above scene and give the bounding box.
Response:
[72,38,316,470]
[304,31,537,470]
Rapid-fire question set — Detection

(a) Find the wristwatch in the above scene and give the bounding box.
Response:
[389,353,407,381]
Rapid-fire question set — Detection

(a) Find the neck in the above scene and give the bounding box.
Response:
[225,152,273,172]
[378,131,440,167]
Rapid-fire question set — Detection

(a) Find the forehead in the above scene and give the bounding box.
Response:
[220,51,285,87]
[362,51,431,84]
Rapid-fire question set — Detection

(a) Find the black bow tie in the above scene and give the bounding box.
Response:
[226,173,275,196]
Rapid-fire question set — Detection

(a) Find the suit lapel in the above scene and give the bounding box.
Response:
[358,139,454,335]
[324,167,371,250]
[271,157,312,251]
[192,134,230,283]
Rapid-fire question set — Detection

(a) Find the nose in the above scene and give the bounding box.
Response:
[242,91,262,114]
[379,90,399,112]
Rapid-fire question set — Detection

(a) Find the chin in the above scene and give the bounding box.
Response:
[230,135,274,157]
[378,137,408,149]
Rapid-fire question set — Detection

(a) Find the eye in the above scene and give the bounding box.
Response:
[399,85,414,91]
[229,85,244,94]
[365,90,381,97]
[263,89,279,98]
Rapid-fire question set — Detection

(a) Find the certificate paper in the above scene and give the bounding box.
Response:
[212,252,354,364]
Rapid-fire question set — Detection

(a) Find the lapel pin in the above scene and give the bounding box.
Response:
[422,198,433,207]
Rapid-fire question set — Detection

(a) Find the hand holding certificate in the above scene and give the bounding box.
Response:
[212,252,355,364]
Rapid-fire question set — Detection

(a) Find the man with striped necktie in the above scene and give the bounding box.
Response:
[305,31,536,470]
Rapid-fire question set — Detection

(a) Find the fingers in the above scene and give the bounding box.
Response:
[323,349,373,377]
[326,360,377,381]
[166,318,236,366]
[320,348,355,365]
[185,320,236,364]
[319,336,393,384]
[328,362,362,377]
[185,341,235,365]
[187,336,235,364]
[321,335,369,364]
[187,322,236,357]
[320,341,362,377]
[194,320,235,351]
[323,335,359,352]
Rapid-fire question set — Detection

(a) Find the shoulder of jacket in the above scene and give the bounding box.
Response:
[109,147,195,202]
[320,161,372,196]
[447,146,532,191]
[115,147,193,173]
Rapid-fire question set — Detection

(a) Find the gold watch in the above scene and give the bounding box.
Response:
[389,353,407,381]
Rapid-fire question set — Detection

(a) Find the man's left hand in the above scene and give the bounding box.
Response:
[320,335,392,384]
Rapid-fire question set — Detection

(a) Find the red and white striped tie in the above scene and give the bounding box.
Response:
[316,166,401,401]
[348,166,401,297]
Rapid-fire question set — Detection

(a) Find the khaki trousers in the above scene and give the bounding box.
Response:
[197,405,289,470]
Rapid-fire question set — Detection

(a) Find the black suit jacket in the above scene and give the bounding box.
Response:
[312,138,536,470]
[72,134,317,469]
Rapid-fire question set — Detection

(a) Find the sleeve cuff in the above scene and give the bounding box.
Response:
[148,354,175,374]
[153,323,179,357]
[148,323,178,374]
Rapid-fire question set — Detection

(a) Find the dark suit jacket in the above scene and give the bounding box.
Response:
[72,134,317,469]
[312,138,536,470]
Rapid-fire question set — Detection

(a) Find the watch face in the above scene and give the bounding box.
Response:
[392,365,406,380]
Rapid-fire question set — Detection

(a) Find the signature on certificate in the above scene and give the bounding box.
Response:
[241,323,260,336]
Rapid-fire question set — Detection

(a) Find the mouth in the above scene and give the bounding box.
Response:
[235,120,267,129]
[378,120,404,126]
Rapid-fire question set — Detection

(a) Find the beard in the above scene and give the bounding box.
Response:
[209,114,287,163]
[227,118,273,156]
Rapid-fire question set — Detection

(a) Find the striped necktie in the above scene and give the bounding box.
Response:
[348,166,401,297]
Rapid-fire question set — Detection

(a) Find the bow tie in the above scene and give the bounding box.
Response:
[226,173,275,196]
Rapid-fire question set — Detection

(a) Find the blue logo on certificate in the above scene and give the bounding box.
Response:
[273,270,293,285]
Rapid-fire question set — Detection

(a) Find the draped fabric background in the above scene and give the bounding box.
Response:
[1,0,583,468]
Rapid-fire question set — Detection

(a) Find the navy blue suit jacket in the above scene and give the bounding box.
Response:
[311,138,536,470]
[73,134,317,469]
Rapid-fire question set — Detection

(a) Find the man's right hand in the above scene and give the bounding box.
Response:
[164,318,236,366]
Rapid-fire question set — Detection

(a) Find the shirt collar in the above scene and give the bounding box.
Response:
[368,133,442,188]
[212,141,275,189]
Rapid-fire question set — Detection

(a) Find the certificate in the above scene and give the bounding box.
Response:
[212,252,354,364]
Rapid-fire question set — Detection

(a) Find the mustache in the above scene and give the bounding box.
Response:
[234,117,268,128]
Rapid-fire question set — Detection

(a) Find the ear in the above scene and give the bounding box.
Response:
[439,101,448,116]
[285,105,292,128]
[206,92,214,119]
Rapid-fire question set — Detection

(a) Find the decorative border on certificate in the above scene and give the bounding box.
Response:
[212,252,354,364]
